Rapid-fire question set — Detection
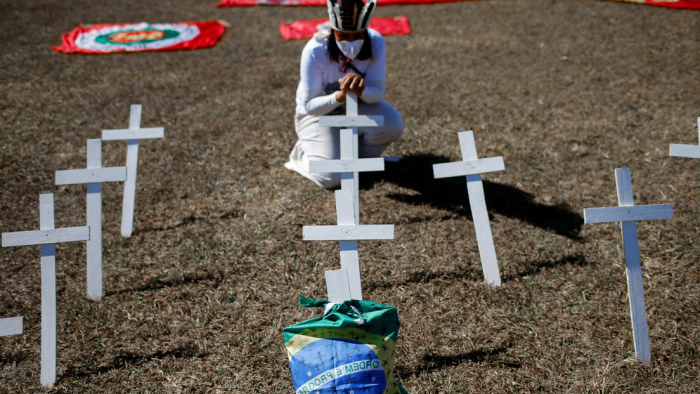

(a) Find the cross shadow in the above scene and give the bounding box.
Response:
[366,254,588,290]
[60,343,207,380]
[104,269,224,296]
[365,264,481,291]
[132,210,241,235]
[361,153,583,240]
[0,351,29,366]
[504,253,588,281]
[395,346,519,377]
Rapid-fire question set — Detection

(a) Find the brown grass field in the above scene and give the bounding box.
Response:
[1,0,700,392]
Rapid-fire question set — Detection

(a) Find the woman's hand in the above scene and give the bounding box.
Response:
[336,73,365,102]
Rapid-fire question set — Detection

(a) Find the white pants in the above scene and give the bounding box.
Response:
[285,100,404,189]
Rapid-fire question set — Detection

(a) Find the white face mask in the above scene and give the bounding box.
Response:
[336,39,364,60]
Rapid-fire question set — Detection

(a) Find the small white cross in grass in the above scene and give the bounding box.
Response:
[583,168,673,363]
[315,93,384,225]
[2,194,90,387]
[55,139,126,301]
[303,190,393,302]
[433,131,505,286]
[102,104,164,238]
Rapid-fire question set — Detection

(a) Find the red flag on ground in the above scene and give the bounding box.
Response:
[219,0,700,8]
[54,21,227,54]
[219,0,467,6]
[280,16,410,40]
[617,0,700,9]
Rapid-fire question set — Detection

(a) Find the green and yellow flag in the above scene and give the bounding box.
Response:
[284,296,407,394]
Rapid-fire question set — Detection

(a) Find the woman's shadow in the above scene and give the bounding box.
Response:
[361,153,584,240]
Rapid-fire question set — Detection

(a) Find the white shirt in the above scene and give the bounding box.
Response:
[295,28,387,117]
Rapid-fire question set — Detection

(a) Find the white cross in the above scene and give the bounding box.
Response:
[55,139,127,300]
[315,93,384,225]
[0,317,23,337]
[583,168,673,363]
[432,131,505,287]
[303,190,394,302]
[102,104,164,238]
[669,117,700,159]
[2,194,90,387]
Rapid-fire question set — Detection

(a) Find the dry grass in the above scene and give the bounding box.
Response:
[1,0,700,392]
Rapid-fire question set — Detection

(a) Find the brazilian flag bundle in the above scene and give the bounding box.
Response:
[284,296,407,394]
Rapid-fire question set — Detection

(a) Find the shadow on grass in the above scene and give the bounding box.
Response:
[361,153,584,240]
[366,255,589,289]
[365,265,481,291]
[0,352,29,366]
[396,346,519,377]
[132,209,241,235]
[505,253,588,281]
[60,344,207,380]
[105,269,224,296]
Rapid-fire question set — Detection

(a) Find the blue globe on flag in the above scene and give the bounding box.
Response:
[290,338,387,393]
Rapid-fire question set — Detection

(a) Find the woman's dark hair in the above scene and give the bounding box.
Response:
[328,29,372,63]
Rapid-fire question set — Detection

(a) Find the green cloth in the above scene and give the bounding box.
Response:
[284,295,407,394]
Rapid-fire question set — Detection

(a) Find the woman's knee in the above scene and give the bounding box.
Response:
[361,103,404,144]
[362,122,404,147]
[366,126,403,146]
[377,101,404,132]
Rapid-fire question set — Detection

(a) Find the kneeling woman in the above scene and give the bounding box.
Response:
[285,0,404,189]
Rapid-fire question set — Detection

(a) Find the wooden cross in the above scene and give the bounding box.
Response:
[583,168,673,363]
[55,139,127,300]
[315,93,384,224]
[669,117,700,160]
[102,104,164,238]
[2,194,90,387]
[303,190,394,302]
[0,317,23,337]
[432,131,505,287]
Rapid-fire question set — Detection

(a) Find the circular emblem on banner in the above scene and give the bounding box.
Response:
[74,23,200,52]
[315,21,332,35]
[289,338,387,393]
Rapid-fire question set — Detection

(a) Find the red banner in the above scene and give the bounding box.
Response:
[219,0,467,6]
[280,16,410,40]
[618,0,700,9]
[54,21,227,54]
[219,0,700,8]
